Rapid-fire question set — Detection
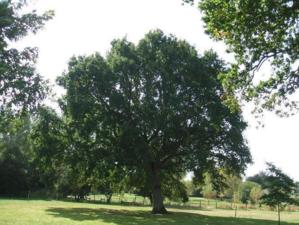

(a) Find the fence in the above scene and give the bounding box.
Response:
[81,194,299,212]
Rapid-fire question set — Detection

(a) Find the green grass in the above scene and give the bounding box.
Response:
[0,199,299,225]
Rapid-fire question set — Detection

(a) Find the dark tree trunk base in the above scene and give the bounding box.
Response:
[150,162,167,214]
[151,206,168,214]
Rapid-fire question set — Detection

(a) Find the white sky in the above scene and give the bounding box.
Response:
[17,0,299,181]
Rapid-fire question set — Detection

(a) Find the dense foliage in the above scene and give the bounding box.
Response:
[0,0,53,115]
[186,0,299,114]
[0,114,33,196]
[57,30,251,213]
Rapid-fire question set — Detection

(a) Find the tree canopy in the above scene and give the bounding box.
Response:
[0,0,53,115]
[58,30,251,213]
[186,0,299,114]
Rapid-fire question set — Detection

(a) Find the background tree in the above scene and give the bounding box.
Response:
[222,174,241,200]
[201,174,217,199]
[30,107,71,198]
[91,165,127,203]
[53,165,90,200]
[238,181,260,206]
[185,0,299,114]
[32,106,132,201]
[0,0,53,115]
[0,114,31,196]
[184,180,202,197]
[261,163,298,225]
[247,172,268,187]
[295,182,299,197]
[58,30,252,214]
[250,185,263,205]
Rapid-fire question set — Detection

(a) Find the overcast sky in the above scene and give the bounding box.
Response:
[17,0,299,180]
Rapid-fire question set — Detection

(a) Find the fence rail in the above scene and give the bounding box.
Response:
[81,194,299,212]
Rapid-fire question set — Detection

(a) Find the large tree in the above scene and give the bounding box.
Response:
[58,30,251,213]
[186,0,299,114]
[0,0,53,115]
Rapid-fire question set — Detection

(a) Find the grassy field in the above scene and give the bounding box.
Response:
[1,199,299,225]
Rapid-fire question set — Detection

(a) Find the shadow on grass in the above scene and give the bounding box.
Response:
[165,204,212,211]
[59,198,214,212]
[46,207,298,225]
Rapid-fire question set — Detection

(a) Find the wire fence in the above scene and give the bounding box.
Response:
[80,194,299,212]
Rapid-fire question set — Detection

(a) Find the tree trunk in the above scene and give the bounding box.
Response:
[152,184,167,214]
[150,163,167,214]
[106,193,112,204]
[148,194,153,205]
[278,204,281,225]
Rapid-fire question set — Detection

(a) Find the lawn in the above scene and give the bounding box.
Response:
[0,199,299,225]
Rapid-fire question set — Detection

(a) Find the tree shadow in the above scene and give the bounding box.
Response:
[46,207,299,225]
[165,204,212,211]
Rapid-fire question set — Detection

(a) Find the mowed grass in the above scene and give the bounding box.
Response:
[1,199,299,225]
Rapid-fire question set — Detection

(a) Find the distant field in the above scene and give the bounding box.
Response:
[1,199,299,225]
